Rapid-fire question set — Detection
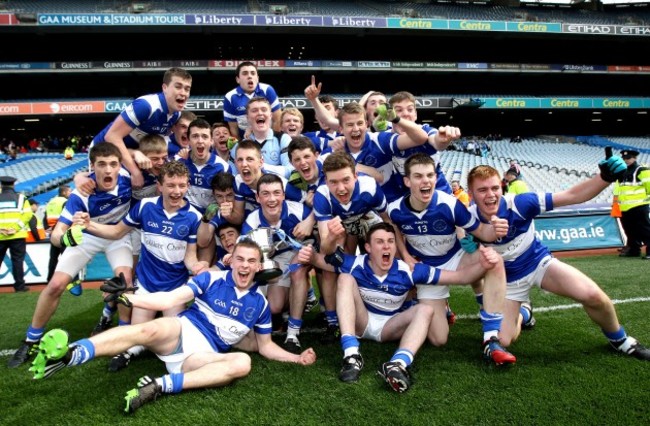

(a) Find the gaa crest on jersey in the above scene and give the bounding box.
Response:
[177,225,190,238]
[432,219,448,233]
[244,307,256,321]
[364,155,377,166]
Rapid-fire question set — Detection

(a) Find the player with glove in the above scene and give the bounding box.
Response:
[8,143,134,369]
[465,148,650,361]
[372,103,400,132]
[101,273,137,308]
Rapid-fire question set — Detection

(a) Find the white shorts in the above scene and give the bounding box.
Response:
[130,228,142,256]
[266,250,297,288]
[156,316,216,374]
[360,311,393,342]
[417,249,468,300]
[55,233,133,277]
[134,278,151,295]
[506,255,557,302]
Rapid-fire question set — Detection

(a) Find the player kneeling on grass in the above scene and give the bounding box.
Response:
[296,222,502,393]
[465,150,650,361]
[28,240,317,414]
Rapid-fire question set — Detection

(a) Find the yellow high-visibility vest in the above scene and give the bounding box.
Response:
[45,196,67,228]
[617,166,650,212]
[0,193,33,240]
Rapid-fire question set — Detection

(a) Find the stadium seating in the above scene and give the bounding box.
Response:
[0,153,87,197]
[443,137,616,207]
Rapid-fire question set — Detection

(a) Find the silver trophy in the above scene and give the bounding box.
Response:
[246,227,283,281]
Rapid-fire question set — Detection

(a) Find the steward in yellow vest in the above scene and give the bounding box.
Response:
[616,149,650,258]
[0,175,33,291]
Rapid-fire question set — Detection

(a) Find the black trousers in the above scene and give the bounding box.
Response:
[0,238,27,290]
[620,204,650,255]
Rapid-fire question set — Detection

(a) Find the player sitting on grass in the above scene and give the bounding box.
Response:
[28,241,317,414]
[296,222,503,393]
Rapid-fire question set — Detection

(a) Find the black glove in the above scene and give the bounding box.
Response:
[100,273,136,307]
[324,246,345,268]
[598,146,627,183]
[103,292,133,308]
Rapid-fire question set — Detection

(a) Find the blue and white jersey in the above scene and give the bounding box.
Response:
[234,169,306,214]
[222,155,237,176]
[322,131,404,202]
[392,124,451,195]
[165,133,185,160]
[223,83,281,139]
[304,129,340,153]
[181,153,233,213]
[214,258,231,271]
[313,174,386,235]
[131,170,159,202]
[60,169,132,227]
[335,254,441,316]
[469,192,554,282]
[124,196,202,292]
[229,129,288,167]
[387,191,479,267]
[241,200,311,256]
[183,271,271,353]
[207,210,230,231]
[93,92,179,149]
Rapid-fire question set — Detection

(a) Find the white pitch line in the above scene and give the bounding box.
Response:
[454,296,650,320]
[2,297,649,356]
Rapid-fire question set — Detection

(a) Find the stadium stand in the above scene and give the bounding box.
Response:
[0,153,87,197]
[442,137,622,206]
[4,0,650,25]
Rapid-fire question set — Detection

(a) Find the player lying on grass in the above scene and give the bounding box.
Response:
[28,240,317,414]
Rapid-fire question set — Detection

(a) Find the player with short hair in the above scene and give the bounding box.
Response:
[73,160,209,371]
[388,153,514,364]
[180,118,233,214]
[230,140,307,225]
[241,173,314,353]
[93,67,192,189]
[296,222,502,392]
[166,110,197,160]
[28,241,317,414]
[466,157,650,361]
[8,143,134,368]
[223,61,282,138]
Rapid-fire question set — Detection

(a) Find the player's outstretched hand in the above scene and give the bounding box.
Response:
[298,347,317,365]
[598,146,626,183]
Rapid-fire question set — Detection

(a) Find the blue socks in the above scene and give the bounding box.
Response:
[158,373,184,394]
[325,310,339,327]
[26,325,45,342]
[480,309,503,341]
[341,334,360,357]
[68,339,95,366]
[390,349,414,368]
[603,326,627,347]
